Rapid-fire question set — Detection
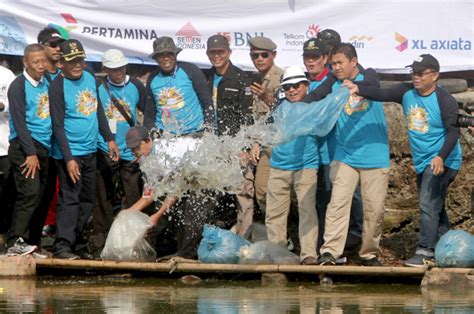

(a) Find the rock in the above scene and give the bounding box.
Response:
[180,275,202,285]
[438,78,468,94]
[261,273,287,286]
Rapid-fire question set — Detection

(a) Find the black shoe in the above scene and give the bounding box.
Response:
[54,251,79,260]
[301,256,318,265]
[76,249,96,260]
[361,257,382,266]
[318,252,336,265]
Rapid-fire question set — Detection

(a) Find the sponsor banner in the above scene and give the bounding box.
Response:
[0,0,472,73]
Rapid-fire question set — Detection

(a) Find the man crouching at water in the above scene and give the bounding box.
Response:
[123,126,216,260]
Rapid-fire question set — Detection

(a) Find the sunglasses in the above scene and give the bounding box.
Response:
[250,52,270,60]
[44,41,62,48]
[282,82,303,91]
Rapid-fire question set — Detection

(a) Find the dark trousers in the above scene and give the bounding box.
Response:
[415,166,457,256]
[29,157,57,245]
[152,191,216,259]
[90,150,143,251]
[7,139,50,246]
[0,155,15,233]
[54,153,96,255]
[316,164,363,254]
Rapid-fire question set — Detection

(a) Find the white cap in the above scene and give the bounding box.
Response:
[280,66,309,86]
[102,49,128,69]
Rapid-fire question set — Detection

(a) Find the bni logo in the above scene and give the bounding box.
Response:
[395,32,408,52]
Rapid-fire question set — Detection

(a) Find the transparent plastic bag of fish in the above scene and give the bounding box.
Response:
[101,210,156,262]
[239,241,300,265]
[435,230,474,268]
[198,224,250,264]
[271,87,350,144]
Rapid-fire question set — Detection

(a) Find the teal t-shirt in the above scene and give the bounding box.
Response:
[401,89,462,173]
[332,73,390,168]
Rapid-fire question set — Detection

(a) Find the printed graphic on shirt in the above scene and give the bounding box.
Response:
[105,98,131,122]
[407,105,429,133]
[344,95,370,115]
[157,87,184,110]
[35,91,50,119]
[76,89,98,116]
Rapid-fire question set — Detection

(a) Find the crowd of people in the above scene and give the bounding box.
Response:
[0,25,465,268]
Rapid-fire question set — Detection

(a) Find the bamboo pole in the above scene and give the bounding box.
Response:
[34,259,427,277]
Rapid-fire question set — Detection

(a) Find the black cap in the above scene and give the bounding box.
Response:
[37,27,65,45]
[303,38,326,57]
[59,39,86,62]
[126,126,150,149]
[406,54,440,72]
[207,34,230,51]
[317,29,341,54]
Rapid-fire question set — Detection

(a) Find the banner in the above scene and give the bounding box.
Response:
[1,0,473,73]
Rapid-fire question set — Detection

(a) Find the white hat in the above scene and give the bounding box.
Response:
[102,49,128,69]
[280,66,309,86]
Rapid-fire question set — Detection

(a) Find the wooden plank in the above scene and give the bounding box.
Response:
[0,256,36,277]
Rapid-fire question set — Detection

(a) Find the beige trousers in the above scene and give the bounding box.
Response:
[321,161,389,260]
[265,167,318,260]
[254,147,272,213]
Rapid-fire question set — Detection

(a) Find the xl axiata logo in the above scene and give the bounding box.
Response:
[395,32,408,52]
[395,32,472,52]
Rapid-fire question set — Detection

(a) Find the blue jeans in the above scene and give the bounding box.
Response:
[416,166,457,256]
[316,164,363,253]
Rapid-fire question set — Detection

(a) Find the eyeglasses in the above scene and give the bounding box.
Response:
[250,52,270,60]
[282,82,302,91]
[410,70,435,78]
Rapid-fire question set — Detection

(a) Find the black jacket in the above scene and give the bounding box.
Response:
[203,62,254,136]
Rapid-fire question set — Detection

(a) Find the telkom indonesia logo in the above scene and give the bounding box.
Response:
[395,32,408,52]
[48,13,78,39]
[306,24,320,39]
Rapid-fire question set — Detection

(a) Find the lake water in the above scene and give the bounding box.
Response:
[1,277,472,313]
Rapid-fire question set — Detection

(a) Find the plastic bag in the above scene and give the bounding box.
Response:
[435,230,474,268]
[239,241,300,265]
[101,210,156,262]
[198,224,250,264]
[272,87,350,144]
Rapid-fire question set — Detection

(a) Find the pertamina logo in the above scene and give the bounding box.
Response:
[48,13,78,39]
[348,35,373,49]
[395,32,472,52]
[175,22,204,49]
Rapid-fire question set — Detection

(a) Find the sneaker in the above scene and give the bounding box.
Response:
[335,257,348,265]
[404,254,434,268]
[318,252,336,265]
[361,257,383,266]
[6,238,37,256]
[301,256,318,265]
[54,251,80,260]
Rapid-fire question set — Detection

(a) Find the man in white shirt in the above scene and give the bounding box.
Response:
[123,126,214,260]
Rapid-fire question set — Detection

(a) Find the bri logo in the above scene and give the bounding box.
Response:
[395,32,408,52]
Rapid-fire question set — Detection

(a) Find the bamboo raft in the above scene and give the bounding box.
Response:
[2,256,473,287]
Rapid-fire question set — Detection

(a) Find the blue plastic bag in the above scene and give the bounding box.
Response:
[271,87,350,144]
[198,224,250,264]
[435,230,474,268]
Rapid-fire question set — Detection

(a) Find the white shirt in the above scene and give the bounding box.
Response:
[151,137,200,177]
[0,66,16,156]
